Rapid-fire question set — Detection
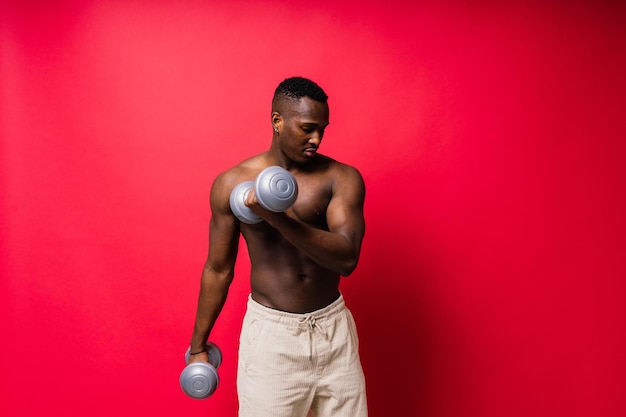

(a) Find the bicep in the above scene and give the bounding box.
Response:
[326,167,366,246]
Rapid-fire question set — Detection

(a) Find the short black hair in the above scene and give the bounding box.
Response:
[273,77,328,106]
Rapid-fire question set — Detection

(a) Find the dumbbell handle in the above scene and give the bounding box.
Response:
[185,343,222,367]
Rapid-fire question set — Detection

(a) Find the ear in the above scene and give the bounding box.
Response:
[271,111,283,131]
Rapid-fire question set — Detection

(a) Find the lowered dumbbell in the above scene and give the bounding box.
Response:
[180,342,223,399]
[229,166,298,224]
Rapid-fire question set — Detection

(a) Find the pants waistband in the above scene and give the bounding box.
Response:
[246,293,345,328]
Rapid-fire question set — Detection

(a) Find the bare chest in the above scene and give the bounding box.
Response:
[289,179,332,228]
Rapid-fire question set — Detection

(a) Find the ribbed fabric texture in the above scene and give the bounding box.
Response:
[237,294,368,417]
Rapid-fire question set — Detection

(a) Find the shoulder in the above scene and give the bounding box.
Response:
[209,155,266,210]
[313,154,363,178]
[312,155,365,200]
[213,155,265,189]
[320,155,364,188]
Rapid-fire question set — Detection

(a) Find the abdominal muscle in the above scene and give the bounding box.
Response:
[243,226,341,314]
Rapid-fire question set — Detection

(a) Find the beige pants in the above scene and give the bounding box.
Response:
[237,294,368,417]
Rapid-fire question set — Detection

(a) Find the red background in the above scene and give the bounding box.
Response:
[2,1,625,416]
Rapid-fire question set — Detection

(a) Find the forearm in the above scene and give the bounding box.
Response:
[265,212,361,276]
[190,265,234,351]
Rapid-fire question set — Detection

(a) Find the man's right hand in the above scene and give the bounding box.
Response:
[187,350,209,364]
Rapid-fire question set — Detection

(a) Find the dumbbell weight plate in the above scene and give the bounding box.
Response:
[205,342,223,368]
[181,343,223,399]
[254,166,298,212]
[229,181,262,224]
[180,362,219,399]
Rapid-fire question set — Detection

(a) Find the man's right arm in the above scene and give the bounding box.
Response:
[189,173,240,362]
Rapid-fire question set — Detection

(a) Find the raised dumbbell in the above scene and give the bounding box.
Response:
[179,342,223,399]
[229,166,298,224]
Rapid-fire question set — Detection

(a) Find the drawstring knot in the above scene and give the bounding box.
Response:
[300,316,326,360]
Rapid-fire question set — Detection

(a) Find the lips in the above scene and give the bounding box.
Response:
[304,147,318,157]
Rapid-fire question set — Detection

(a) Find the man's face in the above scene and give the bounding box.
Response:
[277,97,330,164]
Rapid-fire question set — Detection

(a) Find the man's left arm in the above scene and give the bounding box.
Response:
[263,165,365,276]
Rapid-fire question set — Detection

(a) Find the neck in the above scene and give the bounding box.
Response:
[264,146,292,170]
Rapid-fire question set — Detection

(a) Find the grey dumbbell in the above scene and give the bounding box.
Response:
[229,166,298,224]
[180,342,223,399]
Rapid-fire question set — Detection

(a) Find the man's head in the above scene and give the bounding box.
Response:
[272,77,328,112]
[271,77,330,165]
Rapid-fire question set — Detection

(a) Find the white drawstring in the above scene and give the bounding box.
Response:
[300,316,326,361]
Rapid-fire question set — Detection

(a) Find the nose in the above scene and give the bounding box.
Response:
[308,130,324,146]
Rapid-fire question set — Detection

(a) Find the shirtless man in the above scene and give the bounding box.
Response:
[188,77,368,417]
